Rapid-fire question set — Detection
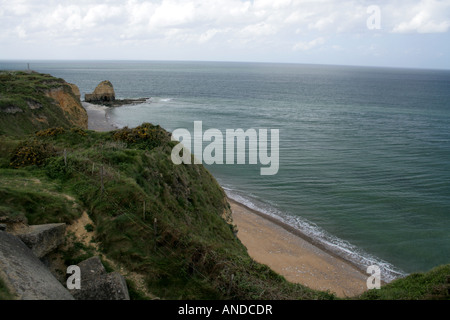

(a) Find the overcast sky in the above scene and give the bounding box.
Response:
[1,0,449,69]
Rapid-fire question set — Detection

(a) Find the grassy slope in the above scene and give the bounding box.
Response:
[2,125,448,300]
[0,71,84,136]
[0,277,16,300]
[0,125,334,300]
[0,71,448,300]
[359,264,450,300]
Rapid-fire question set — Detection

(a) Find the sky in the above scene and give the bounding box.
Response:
[1,0,450,69]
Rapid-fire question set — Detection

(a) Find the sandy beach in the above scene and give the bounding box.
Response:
[83,102,118,132]
[83,104,369,298]
[229,198,368,298]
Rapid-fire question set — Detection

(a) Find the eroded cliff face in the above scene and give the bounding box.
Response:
[45,84,88,129]
[0,71,88,135]
[68,83,81,101]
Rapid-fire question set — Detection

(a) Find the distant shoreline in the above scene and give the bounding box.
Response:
[86,98,150,108]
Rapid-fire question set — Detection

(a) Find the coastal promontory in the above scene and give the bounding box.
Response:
[0,71,87,135]
[1,71,448,301]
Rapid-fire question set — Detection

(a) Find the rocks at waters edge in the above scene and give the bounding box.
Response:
[84,80,149,107]
[85,80,116,103]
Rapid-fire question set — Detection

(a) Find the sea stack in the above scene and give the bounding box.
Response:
[85,80,116,103]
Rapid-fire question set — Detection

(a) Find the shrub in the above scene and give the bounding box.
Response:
[35,127,66,137]
[9,140,56,168]
[112,123,170,150]
[45,156,74,180]
[70,127,87,136]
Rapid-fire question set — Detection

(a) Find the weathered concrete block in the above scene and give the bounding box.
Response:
[77,256,106,281]
[15,223,66,258]
[0,230,74,300]
[70,256,130,300]
[72,272,130,300]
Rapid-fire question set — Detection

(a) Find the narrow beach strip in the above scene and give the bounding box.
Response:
[229,198,368,298]
[83,102,118,132]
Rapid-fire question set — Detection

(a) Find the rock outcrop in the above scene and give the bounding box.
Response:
[45,85,88,129]
[85,80,116,103]
[68,83,81,101]
[14,223,66,258]
[0,223,131,300]
[84,80,149,107]
[0,71,88,135]
[0,230,74,300]
[69,256,130,300]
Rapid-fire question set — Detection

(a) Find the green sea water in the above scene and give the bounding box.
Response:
[2,60,449,281]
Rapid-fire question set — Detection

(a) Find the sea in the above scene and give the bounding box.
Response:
[2,60,449,282]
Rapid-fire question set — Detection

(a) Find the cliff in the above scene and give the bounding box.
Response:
[0,71,88,136]
[0,121,332,300]
[0,72,448,301]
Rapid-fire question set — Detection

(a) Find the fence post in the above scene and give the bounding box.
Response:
[143,201,146,220]
[100,165,104,194]
[154,218,157,250]
[227,274,234,296]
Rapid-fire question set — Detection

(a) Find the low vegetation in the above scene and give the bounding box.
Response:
[0,71,448,300]
[359,264,450,300]
[0,71,84,136]
[0,125,335,299]
[0,277,16,300]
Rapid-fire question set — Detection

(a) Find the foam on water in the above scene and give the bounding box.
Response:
[223,185,408,283]
[13,61,449,276]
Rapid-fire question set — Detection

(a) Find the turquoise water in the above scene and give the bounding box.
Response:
[2,61,449,281]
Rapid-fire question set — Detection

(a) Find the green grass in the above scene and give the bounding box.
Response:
[0,72,448,300]
[0,124,336,300]
[358,264,450,300]
[1,124,449,300]
[0,277,16,300]
[0,71,83,136]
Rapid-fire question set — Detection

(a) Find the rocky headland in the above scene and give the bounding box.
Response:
[84,80,149,107]
[1,71,449,301]
[0,71,88,135]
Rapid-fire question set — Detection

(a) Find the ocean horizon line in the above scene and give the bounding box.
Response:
[5,60,447,277]
[2,59,450,72]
